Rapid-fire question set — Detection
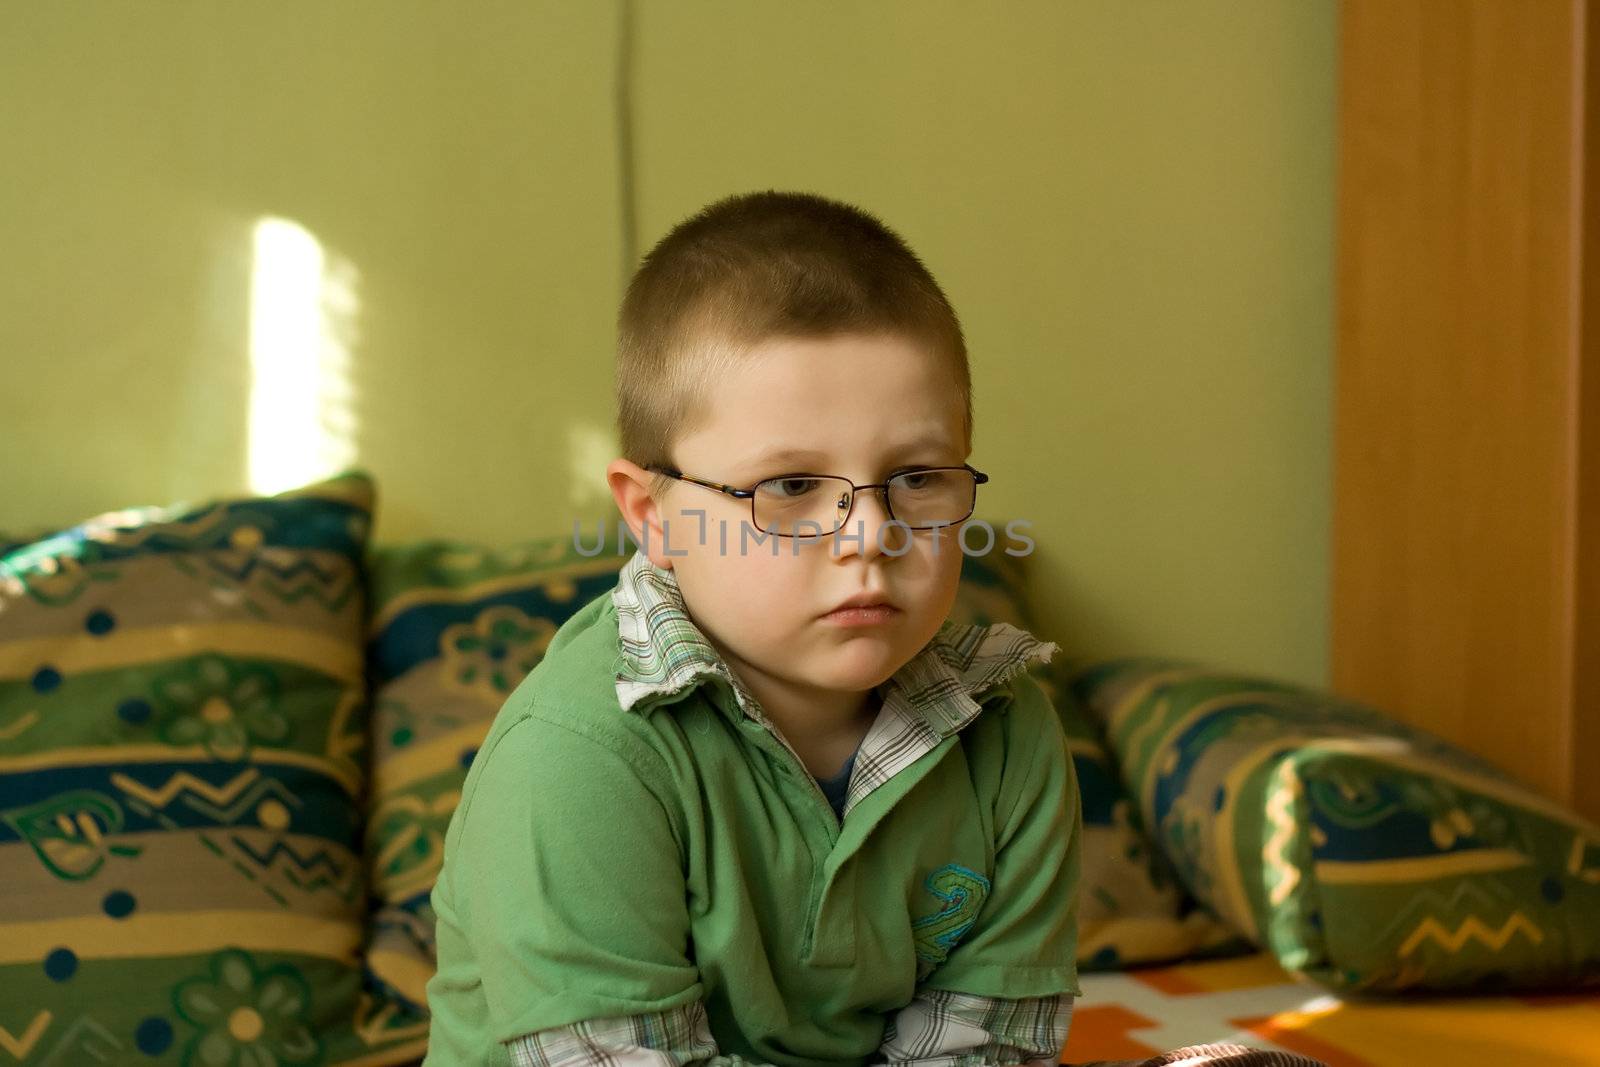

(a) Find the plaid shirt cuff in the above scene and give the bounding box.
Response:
[508,998,727,1067]
[878,987,1075,1066]
[505,989,1073,1067]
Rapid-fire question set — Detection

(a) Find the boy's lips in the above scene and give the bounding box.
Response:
[823,591,897,615]
[820,592,902,626]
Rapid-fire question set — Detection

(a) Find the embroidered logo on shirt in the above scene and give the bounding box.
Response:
[911,862,991,980]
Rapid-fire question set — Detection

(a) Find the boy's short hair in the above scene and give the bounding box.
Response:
[616,190,972,497]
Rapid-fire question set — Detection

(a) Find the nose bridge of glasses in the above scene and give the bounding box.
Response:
[840,479,893,525]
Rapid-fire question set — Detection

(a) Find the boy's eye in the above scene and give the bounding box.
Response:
[760,477,824,499]
[893,470,932,491]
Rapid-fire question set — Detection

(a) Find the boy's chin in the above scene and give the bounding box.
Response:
[807,650,908,694]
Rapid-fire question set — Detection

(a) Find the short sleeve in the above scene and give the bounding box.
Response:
[920,669,1084,999]
[442,711,704,1042]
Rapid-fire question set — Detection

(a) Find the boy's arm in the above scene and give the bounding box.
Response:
[878,668,1083,1066]
[447,711,776,1064]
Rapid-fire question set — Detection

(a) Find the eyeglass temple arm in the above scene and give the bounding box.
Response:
[649,465,756,499]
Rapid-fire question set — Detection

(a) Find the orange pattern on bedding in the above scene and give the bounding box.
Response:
[1063,953,1600,1066]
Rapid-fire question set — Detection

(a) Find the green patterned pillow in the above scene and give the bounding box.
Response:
[1066,656,1600,993]
[1032,659,1244,972]
[0,470,421,1066]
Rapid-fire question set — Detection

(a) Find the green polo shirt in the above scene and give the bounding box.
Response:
[423,550,1082,1066]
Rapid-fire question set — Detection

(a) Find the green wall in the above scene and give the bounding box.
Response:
[0,1,1335,686]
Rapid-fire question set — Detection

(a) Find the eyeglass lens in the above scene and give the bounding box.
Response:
[751,470,977,536]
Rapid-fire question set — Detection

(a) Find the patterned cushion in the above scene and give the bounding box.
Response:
[1066,656,1600,993]
[1033,658,1245,973]
[0,471,421,1065]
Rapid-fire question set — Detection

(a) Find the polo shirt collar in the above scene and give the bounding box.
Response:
[610,548,1057,738]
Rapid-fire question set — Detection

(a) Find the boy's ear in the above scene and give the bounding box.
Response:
[605,459,675,569]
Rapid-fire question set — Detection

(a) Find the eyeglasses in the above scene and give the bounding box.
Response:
[645,463,988,538]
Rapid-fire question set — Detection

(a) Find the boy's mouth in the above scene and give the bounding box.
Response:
[820,592,901,626]
[825,591,896,614]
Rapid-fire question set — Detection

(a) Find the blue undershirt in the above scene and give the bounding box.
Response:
[813,744,860,821]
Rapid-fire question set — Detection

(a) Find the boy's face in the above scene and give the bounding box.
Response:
[641,331,970,704]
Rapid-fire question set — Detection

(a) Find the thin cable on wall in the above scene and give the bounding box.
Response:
[615,0,638,291]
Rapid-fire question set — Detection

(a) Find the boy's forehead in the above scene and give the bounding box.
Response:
[721,333,956,401]
[739,428,959,468]
[673,332,966,471]
[689,406,964,476]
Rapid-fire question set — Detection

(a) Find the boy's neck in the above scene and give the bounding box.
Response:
[759,681,881,780]
[766,678,877,738]
[706,636,883,770]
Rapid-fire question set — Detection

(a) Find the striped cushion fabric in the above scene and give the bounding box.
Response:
[0,470,420,1065]
[1067,656,1600,993]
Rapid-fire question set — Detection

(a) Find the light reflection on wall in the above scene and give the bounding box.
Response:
[567,420,618,512]
[247,217,361,496]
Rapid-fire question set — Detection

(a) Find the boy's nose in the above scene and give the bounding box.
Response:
[838,488,905,557]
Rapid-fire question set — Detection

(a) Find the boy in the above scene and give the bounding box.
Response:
[423,190,1082,1066]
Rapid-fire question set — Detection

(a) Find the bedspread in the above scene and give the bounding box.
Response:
[1062,953,1600,1066]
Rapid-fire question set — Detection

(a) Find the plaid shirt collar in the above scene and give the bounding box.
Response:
[610,547,1057,743]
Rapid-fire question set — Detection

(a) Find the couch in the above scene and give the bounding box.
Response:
[2,470,1597,1066]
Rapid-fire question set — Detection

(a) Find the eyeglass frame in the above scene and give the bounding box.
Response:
[643,462,990,538]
